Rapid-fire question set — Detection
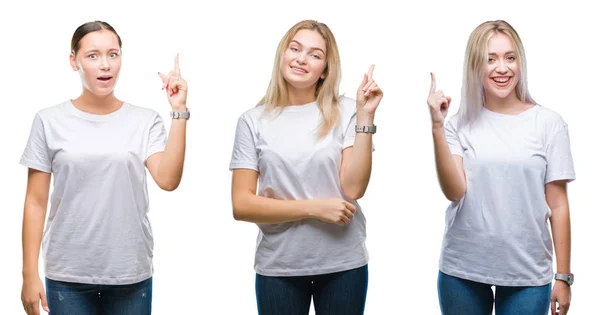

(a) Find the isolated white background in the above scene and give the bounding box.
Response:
[1,0,597,314]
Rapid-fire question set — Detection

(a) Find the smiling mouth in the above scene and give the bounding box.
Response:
[291,66,308,74]
[491,76,511,87]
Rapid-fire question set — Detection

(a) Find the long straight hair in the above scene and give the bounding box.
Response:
[259,20,342,138]
[458,20,535,125]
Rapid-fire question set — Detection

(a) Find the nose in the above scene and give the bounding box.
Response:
[495,59,508,74]
[295,53,307,65]
[99,56,110,71]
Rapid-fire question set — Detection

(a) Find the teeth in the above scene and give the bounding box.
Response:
[291,67,307,73]
[493,77,509,83]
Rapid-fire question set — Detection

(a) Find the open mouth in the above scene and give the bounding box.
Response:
[291,66,308,74]
[97,75,113,82]
[491,76,511,87]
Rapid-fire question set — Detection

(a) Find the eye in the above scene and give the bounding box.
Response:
[88,54,97,59]
[507,56,516,61]
[290,47,299,52]
[110,52,118,58]
[311,54,321,59]
[487,58,495,63]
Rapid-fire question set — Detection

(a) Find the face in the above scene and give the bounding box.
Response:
[483,32,520,100]
[70,30,121,96]
[280,29,327,91]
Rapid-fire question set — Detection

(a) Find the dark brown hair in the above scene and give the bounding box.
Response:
[71,21,122,54]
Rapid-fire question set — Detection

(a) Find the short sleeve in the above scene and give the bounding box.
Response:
[20,113,52,173]
[229,116,259,171]
[146,113,167,160]
[342,108,375,152]
[545,122,576,184]
[445,117,464,157]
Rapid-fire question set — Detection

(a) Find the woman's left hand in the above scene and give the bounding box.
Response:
[551,280,571,315]
[356,64,383,117]
[158,54,188,111]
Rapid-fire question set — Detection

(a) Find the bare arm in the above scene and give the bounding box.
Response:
[432,128,466,202]
[21,169,51,314]
[547,180,572,315]
[231,169,355,226]
[340,65,382,200]
[428,72,466,202]
[339,128,373,200]
[547,180,571,274]
[146,118,186,191]
[146,54,188,191]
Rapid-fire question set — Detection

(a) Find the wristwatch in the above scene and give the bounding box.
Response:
[355,125,376,134]
[170,108,190,120]
[554,273,574,286]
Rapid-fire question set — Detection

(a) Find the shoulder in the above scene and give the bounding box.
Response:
[35,100,71,119]
[535,104,567,126]
[239,104,267,123]
[125,103,163,121]
[338,95,356,112]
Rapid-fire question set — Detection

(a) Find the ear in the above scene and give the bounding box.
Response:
[70,53,79,71]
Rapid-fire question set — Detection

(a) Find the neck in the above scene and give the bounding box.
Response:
[72,90,123,115]
[287,84,317,106]
[484,90,532,115]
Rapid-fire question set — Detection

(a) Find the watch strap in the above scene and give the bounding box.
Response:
[170,109,190,119]
[355,125,376,134]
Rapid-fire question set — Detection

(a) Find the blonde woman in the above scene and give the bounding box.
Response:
[20,21,188,315]
[428,20,574,315]
[229,20,382,315]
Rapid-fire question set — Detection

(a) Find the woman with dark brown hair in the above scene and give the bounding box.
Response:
[19,21,189,315]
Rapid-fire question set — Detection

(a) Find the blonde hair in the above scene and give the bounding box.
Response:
[458,20,535,125]
[259,20,342,138]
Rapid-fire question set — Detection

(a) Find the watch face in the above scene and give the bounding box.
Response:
[568,274,574,285]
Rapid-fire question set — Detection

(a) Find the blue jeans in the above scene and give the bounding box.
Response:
[45,277,152,315]
[256,265,368,315]
[438,271,551,315]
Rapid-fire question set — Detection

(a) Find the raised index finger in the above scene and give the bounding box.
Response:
[430,72,437,95]
[367,64,375,80]
[174,53,181,75]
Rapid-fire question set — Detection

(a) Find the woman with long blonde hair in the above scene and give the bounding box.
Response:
[428,20,574,314]
[229,20,382,315]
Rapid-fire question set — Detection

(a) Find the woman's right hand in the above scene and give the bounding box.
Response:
[311,198,357,226]
[21,276,49,315]
[427,72,452,129]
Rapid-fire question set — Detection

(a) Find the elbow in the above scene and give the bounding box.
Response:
[445,187,466,203]
[232,197,247,221]
[158,180,180,192]
[341,185,365,201]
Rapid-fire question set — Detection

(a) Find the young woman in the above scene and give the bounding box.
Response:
[229,20,382,315]
[19,21,189,315]
[428,20,574,315]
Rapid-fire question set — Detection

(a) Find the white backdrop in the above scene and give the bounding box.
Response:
[1,0,598,314]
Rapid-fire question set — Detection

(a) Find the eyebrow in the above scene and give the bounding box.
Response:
[291,40,325,54]
[81,48,120,54]
[488,51,516,55]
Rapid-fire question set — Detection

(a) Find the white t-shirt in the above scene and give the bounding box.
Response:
[229,96,371,277]
[440,104,576,286]
[20,100,166,285]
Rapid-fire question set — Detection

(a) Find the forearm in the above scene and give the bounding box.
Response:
[22,203,46,278]
[550,205,571,274]
[341,114,374,200]
[433,127,465,201]
[157,118,187,191]
[233,193,315,224]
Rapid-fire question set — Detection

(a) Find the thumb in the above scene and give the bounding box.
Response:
[40,290,50,313]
